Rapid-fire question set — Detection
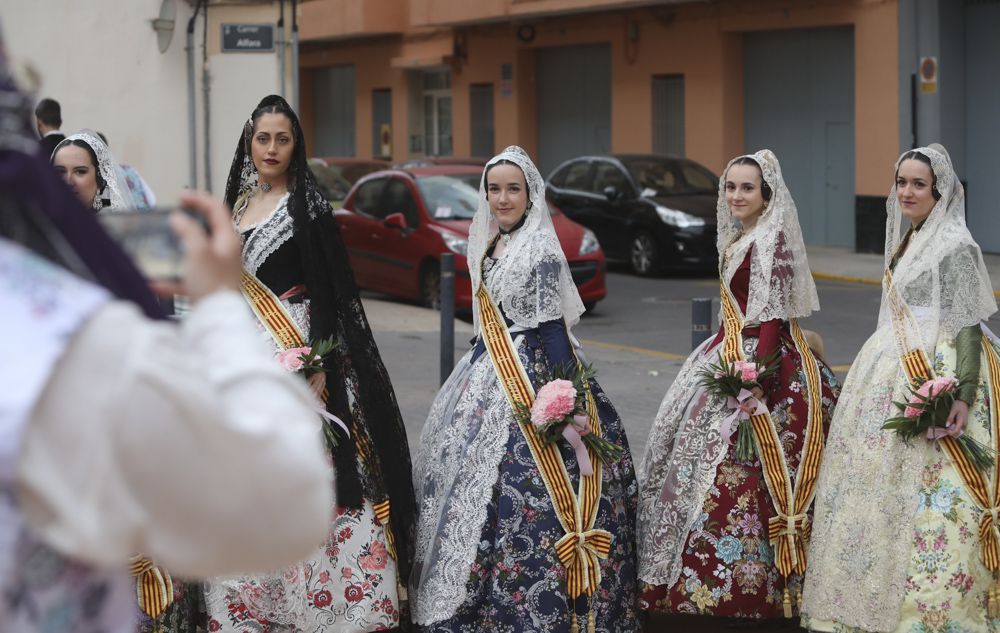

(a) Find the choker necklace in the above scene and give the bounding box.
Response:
[260,181,272,194]
[498,213,528,245]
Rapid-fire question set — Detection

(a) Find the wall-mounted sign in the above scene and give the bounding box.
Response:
[919,56,938,94]
[380,124,392,158]
[221,24,275,53]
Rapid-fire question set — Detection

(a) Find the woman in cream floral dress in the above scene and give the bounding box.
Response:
[802,145,1000,633]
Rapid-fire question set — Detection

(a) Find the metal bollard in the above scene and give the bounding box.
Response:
[440,253,456,385]
[691,297,713,351]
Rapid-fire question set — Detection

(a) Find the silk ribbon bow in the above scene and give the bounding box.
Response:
[720,388,767,443]
[555,528,613,598]
[129,555,174,619]
[767,512,811,573]
[562,413,593,476]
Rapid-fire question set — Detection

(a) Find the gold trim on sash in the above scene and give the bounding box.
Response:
[476,283,610,608]
[718,279,826,616]
[884,270,1000,615]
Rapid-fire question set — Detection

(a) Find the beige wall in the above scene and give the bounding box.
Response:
[300,0,406,41]
[410,0,690,26]
[4,0,197,201]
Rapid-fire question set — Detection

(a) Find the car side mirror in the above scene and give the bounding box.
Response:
[383,212,408,230]
[602,185,621,201]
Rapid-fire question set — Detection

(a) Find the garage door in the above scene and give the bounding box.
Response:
[313,64,356,157]
[965,1,1000,253]
[537,44,611,178]
[744,27,855,247]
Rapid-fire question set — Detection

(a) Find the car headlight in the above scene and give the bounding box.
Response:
[655,205,705,228]
[578,228,600,255]
[441,231,468,255]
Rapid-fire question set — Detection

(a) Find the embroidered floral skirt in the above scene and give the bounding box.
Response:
[417,343,640,632]
[639,334,840,619]
[803,336,1000,633]
[205,500,400,633]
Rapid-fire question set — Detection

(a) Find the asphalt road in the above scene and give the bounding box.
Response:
[364,263,982,462]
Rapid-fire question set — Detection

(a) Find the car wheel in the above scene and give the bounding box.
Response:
[420,265,441,310]
[583,301,596,313]
[630,231,660,276]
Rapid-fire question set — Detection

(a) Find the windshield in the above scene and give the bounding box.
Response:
[624,158,717,196]
[308,160,351,201]
[416,175,480,220]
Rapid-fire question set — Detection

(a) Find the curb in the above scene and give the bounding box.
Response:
[812,271,1000,298]
[811,271,881,286]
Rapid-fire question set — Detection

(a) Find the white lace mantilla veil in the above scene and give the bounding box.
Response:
[410,146,583,625]
[714,149,819,324]
[468,144,585,333]
[879,145,995,349]
[636,149,816,588]
[52,130,131,211]
[801,146,996,631]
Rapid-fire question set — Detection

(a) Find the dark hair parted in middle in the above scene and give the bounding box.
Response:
[896,150,941,201]
[727,156,772,202]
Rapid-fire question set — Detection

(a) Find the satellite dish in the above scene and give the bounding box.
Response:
[151,0,177,54]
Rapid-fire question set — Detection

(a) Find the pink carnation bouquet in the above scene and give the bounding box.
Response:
[882,375,993,470]
[515,363,624,475]
[276,336,345,449]
[276,336,337,377]
[696,351,780,462]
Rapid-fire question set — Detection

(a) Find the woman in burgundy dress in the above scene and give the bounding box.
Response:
[636,150,840,625]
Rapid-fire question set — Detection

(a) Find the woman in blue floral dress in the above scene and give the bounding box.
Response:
[410,146,639,632]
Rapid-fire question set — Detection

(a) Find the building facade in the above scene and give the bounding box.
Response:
[5,0,313,198]
[298,0,1000,253]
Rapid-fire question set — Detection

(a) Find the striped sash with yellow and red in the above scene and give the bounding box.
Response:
[476,282,609,628]
[718,280,825,617]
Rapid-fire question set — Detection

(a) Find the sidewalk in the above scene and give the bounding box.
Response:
[807,244,1000,293]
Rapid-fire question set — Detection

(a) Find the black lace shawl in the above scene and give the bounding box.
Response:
[224,95,415,591]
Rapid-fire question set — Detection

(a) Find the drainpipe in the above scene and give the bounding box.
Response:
[291,0,300,113]
[277,0,286,97]
[186,2,200,189]
[202,0,212,192]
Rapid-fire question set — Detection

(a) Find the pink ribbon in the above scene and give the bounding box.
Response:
[927,425,963,440]
[720,388,767,444]
[316,407,350,436]
[562,413,594,476]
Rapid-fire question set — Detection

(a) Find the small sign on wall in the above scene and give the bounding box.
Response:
[380,124,392,158]
[919,56,938,94]
[221,24,275,53]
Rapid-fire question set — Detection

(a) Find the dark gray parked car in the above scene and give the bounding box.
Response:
[546,154,718,275]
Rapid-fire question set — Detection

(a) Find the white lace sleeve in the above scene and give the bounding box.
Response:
[937,242,996,338]
[500,231,571,329]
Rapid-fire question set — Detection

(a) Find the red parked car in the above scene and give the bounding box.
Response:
[335,165,607,312]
